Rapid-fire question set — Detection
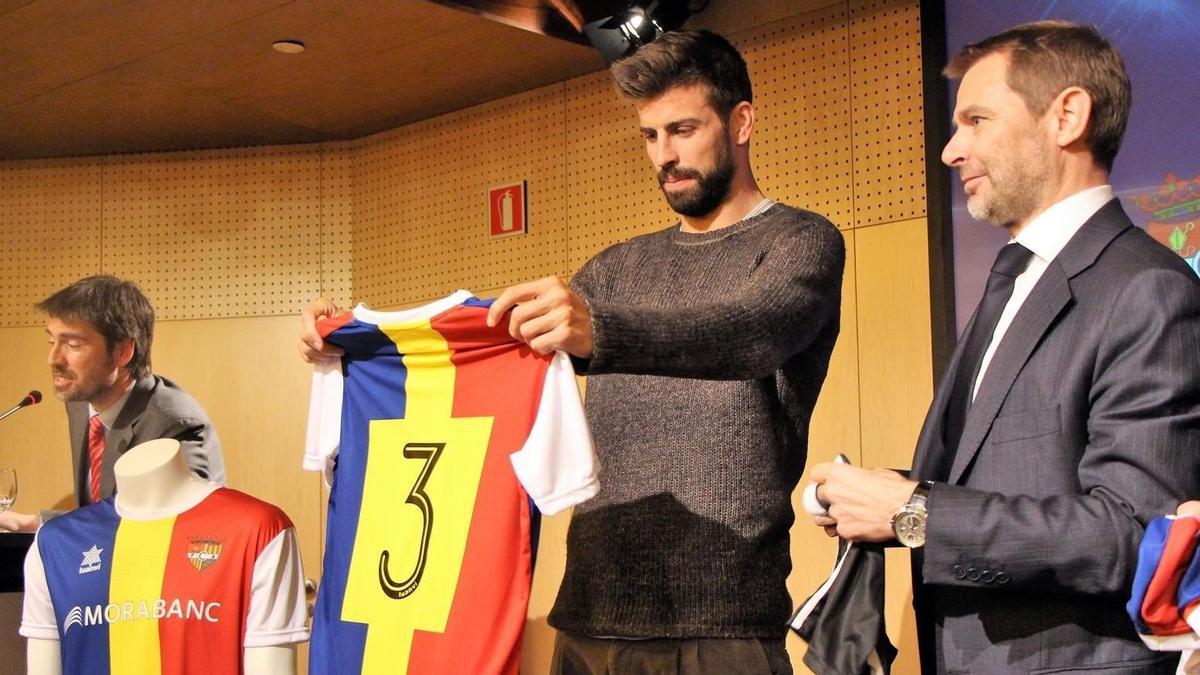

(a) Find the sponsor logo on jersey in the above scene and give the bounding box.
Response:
[62,598,223,634]
[78,545,103,575]
[187,538,222,572]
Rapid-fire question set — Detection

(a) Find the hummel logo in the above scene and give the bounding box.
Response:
[78,545,103,575]
[64,607,84,633]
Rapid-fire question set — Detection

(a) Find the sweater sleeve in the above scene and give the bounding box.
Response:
[572,215,844,380]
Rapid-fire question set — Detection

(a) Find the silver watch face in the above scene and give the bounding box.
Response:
[894,511,926,548]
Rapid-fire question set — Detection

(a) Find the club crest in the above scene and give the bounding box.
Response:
[186,539,222,572]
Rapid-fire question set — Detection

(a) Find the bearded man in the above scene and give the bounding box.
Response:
[0,275,224,532]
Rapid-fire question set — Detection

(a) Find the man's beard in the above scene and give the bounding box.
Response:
[964,136,1052,228]
[658,141,735,218]
[51,362,115,403]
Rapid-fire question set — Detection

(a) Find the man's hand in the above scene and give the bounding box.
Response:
[808,463,918,542]
[298,298,345,364]
[0,511,39,533]
[487,277,594,357]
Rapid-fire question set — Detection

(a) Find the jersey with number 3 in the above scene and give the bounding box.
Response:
[304,291,598,675]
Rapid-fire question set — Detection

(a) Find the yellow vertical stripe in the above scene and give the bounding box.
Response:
[343,317,494,674]
[109,516,175,675]
[385,319,454,419]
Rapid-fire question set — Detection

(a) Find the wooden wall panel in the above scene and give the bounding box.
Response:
[0,160,102,327]
[320,143,355,308]
[850,0,927,228]
[352,84,569,308]
[744,3,855,230]
[351,123,413,307]
[101,146,326,319]
[854,214,926,672]
[856,216,932,467]
[855,216,933,674]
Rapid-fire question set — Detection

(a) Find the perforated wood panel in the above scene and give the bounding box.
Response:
[101,146,326,319]
[320,143,354,309]
[0,160,103,327]
[743,3,855,229]
[352,83,569,307]
[564,71,677,273]
[850,0,926,227]
[351,122,412,308]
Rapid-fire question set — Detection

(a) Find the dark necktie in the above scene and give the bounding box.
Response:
[938,242,1034,480]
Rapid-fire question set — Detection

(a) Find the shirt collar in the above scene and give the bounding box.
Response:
[89,381,136,429]
[1013,185,1114,263]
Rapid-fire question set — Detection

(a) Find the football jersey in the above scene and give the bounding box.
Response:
[20,486,309,675]
[304,290,598,675]
[1128,514,1200,650]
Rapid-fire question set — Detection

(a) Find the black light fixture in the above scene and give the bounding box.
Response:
[583,1,700,64]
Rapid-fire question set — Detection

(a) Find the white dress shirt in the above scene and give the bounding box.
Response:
[971,185,1115,400]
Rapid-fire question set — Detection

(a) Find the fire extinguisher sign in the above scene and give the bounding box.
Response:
[488,181,527,238]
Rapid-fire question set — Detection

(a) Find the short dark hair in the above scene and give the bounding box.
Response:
[945,20,1130,172]
[37,275,154,379]
[610,29,752,120]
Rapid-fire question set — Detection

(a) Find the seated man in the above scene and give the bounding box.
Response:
[0,275,224,532]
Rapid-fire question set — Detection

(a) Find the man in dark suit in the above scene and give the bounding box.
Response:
[808,21,1200,673]
[0,275,224,532]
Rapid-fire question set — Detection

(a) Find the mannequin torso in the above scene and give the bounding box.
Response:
[26,439,299,675]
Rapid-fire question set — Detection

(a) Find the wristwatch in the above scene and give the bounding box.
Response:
[891,481,933,548]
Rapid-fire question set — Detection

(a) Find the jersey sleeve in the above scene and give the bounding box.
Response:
[20,533,60,641]
[509,350,599,515]
[243,527,310,648]
[303,360,343,487]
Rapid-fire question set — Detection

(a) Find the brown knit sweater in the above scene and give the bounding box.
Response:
[549,203,845,638]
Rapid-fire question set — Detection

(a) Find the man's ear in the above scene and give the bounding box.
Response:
[1049,86,1093,149]
[111,338,135,370]
[729,101,755,146]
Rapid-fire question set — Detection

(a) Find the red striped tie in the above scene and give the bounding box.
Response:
[87,414,105,503]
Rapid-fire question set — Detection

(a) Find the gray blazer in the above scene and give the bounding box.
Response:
[910,200,1200,674]
[66,374,225,506]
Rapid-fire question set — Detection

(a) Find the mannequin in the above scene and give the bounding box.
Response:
[26,438,299,675]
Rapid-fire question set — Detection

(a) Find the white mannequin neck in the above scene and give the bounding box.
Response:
[113,438,214,518]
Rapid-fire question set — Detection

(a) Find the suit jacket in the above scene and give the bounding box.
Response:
[910,200,1200,674]
[66,374,225,506]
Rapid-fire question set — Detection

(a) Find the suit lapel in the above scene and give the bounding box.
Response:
[947,266,1071,482]
[101,375,156,496]
[944,199,1133,484]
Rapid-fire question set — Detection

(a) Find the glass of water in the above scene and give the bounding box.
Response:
[0,469,16,512]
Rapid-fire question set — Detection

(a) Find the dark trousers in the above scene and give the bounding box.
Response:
[550,633,793,675]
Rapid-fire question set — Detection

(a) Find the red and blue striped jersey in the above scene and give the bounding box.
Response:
[1128,514,1200,651]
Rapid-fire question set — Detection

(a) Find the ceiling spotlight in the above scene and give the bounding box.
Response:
[583,1,696,65]
[272,40,305,54]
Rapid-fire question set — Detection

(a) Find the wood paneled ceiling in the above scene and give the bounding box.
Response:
[0,0,608,159]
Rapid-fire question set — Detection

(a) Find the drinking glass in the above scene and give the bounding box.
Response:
[0,468,16,512]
